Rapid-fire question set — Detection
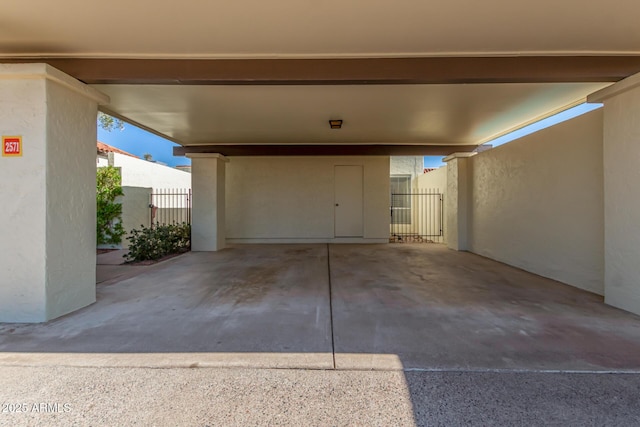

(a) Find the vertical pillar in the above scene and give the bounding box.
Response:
[589,72,640,316]
[187,153,228,251]
[0,64,109,322]
[443,152,475,251]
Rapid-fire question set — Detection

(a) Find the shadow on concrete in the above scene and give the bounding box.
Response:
[403,370,640,426]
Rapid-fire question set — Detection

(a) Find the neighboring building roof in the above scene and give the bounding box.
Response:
[423,168,437,174]
[175,165,192,173]
[97,141,138,158]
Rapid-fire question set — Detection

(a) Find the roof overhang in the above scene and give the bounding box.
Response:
[2,57,639,85]
[5,0,640,155]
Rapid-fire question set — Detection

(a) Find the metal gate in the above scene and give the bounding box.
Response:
[149,188,192,227]
[390,189,443,243]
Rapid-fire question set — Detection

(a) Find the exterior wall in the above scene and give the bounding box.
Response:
[416,166,447,191]
[120,186,152,249]
[97,156,109,167]
[600,84,640,313]
[467,110,604,295]
[390,156,423,182]
[226,156,389,243]
[111,152,191,189]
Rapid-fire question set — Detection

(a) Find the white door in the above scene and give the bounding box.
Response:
[334,165,364,237]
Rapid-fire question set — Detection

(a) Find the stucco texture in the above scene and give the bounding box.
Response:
[120,186,152,249]
[111,152,191,189]
[0,64,100,322]
[45,80,98,320]
[191,155,227,251]
[0,78,48,321]
[467,110,604,295]
[226,156,390,242]
[602,86,640,314]
[416,166,446,191]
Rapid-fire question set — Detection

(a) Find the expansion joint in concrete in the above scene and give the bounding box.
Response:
[327,243,336,370]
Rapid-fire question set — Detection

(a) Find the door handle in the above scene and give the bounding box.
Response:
[335,203,339,206]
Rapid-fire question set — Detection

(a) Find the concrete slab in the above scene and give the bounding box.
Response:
[96,265,142,284]
[330,244,640,371]
[3,243,640,373]
[1,366,639,426]
[0,245,333,369]
[96,249,127,265]
[4,243,640,425]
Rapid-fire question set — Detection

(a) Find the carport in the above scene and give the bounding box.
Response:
[2,1,640,325]
[2,244,639,372]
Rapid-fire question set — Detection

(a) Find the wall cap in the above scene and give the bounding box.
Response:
[443,152,477,162]
[588,71,640,103]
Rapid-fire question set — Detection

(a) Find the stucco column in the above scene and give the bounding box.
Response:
[588,72,640,316]
[443,152,475,251]
[0,64,109,322]
[187,153,228,251]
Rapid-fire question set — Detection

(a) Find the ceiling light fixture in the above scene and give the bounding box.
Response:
[329,119,343,129]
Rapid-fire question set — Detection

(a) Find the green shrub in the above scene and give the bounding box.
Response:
[125,222,191,262]
[97,166,125,245]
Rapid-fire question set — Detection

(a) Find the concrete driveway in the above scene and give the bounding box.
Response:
[1,243,640,372]
[3,244,640,426]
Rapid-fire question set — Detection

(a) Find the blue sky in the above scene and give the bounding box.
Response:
[99,102,601,169]
[98,125,189,167]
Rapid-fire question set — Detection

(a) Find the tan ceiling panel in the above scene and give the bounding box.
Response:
[2,0,640,57]
[93,83,610,146]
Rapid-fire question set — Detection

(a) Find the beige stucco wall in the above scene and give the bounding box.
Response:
[467,110,604,295]
[0,76,48,321]
[45,80,99,320]
[120,186,152,249]
[390,156,423,180]
[226,156,390,242]
[416,166,447,191]
[111,152,191,189]
[599,82,640,313]
[0,64,104,322]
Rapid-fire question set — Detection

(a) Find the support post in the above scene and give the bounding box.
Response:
[0,64,109,322]
[443,152,475,251]
[187,153,228,251]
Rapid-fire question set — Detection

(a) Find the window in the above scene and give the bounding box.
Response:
[390,175,411,224]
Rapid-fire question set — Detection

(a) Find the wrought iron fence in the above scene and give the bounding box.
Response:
[149,188,192,227]
[390,189,443,243]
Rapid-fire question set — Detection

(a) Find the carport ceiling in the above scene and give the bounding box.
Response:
[2,0,639,58]
[92,83,610,146]
[2,0,639,149]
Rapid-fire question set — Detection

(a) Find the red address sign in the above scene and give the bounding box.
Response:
[2,136,22,157]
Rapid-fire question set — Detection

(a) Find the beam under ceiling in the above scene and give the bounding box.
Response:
[174,144,476,157]
[3,57,640,85]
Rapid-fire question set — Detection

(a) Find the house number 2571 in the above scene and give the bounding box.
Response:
[2,136,22,157]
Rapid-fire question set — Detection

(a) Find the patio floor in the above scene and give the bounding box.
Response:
[1,244,640,371]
